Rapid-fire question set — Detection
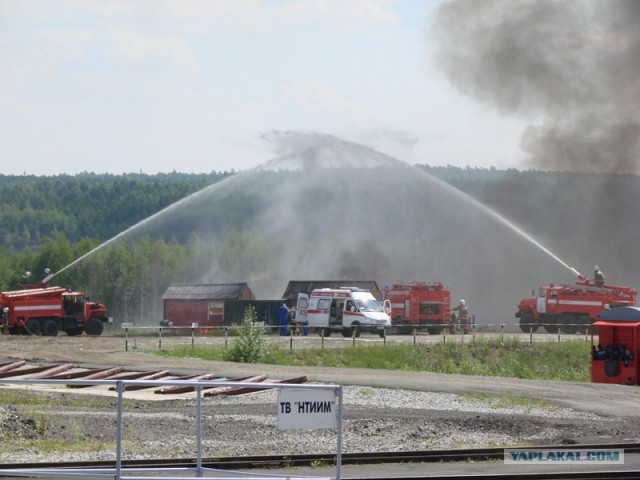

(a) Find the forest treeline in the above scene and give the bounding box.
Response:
[1,166,638,324]
[0,171,232,251]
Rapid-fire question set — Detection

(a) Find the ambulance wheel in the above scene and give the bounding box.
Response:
[378,329,386,338]
[25,319,41,336]
[342,326,361,337]
[42,319,59,337]
[86,317,104,336]
[519,313,538,333]
[317,328,331,338]
[577,315,590,334]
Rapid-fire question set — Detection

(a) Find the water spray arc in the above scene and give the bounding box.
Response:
[411,167,583,280]
[263,130,582,282]
[45,175,238,283]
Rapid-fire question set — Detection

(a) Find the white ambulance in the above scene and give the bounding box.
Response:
[296,287,390,338]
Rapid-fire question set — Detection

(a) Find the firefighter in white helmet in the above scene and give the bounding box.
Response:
[451,299,469,335]
[594,266,605,288]
[18,271,31,289]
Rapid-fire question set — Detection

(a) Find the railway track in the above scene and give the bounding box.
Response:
[0,443,639,476]
[0,359,308,398]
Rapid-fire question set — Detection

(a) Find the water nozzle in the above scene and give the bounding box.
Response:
[41,274,54,285]
[569,267,581,278]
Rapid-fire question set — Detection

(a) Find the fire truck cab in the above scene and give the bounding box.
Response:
[296,287,390,338]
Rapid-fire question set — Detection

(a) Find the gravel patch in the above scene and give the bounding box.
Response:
[0,384,628,464]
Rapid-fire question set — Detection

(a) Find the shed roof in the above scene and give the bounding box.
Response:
[596,306,640,322]
[163,283,251,301]
[593,321,640,328]
[282,280,381,300]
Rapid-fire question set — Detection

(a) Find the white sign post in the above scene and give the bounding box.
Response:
[277,388,338,430]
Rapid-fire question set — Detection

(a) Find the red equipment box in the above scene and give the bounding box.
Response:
[591,307,640,385]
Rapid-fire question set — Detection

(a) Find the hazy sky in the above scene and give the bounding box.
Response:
[0,0,526,176]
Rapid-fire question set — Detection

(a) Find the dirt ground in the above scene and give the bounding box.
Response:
[1,333,640,463]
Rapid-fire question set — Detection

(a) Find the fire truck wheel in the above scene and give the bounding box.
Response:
[577,315,590,334]
[65,327,84,336]
[559,314,578,335]
[519,313,538,334]
[86,317,104,336]
[42,319,59,337]
[543,321,559,333]
[427,326,443,335]
[25,319,41,336]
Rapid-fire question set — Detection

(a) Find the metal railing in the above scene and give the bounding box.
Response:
[113,323,594,353]
[0,378,344,480]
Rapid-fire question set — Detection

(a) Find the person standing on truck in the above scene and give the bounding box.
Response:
[18,271,31,289]
[452,299,469,334]
[594,266,605,288]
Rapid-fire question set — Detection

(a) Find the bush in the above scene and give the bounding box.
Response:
[222,306,267,363]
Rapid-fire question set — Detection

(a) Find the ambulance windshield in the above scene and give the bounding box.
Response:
[356,299,384,312]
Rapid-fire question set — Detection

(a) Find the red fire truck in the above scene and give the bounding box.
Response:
[0,286,109,336]
[382,282,451,334]
[516,275,637,334]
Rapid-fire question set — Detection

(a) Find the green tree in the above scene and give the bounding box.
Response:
[223,306,267,363]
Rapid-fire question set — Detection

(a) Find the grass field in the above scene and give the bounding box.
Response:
[158,336,591,382]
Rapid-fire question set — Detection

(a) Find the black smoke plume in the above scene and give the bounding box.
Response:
[430,0,640,173]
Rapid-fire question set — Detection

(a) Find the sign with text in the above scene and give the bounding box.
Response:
[277,389,337,430]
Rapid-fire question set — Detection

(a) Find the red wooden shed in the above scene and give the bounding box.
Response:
[162,283,255,328]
